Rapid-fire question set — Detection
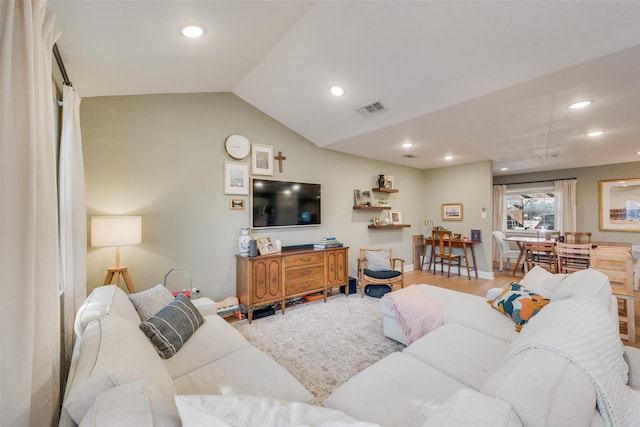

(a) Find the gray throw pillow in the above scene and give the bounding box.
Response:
[128,284,175,321]
[139,294,204,359]
[366,250,391,271]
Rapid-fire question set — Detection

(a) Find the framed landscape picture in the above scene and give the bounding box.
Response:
[441,203,463,221]
[353,189,372,206]
[224,161,249,195]
[600,178,640,231]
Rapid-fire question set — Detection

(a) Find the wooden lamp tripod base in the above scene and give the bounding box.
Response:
[102,246,136,293]
[103,266,135,293]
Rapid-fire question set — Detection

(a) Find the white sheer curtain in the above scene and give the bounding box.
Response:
[1,1,61,426]
[492,184,507,261]
[59,84,86,375]
[555,179,577,233]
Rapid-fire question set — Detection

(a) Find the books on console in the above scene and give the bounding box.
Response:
[314,237,343,249]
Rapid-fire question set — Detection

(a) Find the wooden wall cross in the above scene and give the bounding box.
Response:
[274,151,287,173]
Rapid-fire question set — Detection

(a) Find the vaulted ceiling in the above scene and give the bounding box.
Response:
[48,1,640,175]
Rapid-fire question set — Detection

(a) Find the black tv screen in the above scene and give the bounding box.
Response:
[251,179,321,228]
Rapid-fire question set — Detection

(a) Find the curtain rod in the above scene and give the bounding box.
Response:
[53,43,72,87]
[496,178,576,186]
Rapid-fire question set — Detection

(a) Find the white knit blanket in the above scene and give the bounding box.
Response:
[508,297,640,427]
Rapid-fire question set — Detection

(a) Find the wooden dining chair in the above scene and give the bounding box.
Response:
[564,232,592,244]
[432,230,463,278]
[556,242,591,273]
[590,246,635,343]
[524,241,557,273]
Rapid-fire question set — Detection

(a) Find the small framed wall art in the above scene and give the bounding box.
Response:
[251,144,274,176]
[230,198,245,210]
[224,161,249,195]
[441,203,463,221]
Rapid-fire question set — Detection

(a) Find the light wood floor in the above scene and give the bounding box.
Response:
[403,264,640,348]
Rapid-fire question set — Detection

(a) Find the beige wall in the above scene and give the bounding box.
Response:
[493,161,640,245]
[422,161,494,276]
[82,92,433,300]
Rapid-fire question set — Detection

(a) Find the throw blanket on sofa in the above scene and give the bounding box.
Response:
[382,285,442,345]
[508,297,640,427]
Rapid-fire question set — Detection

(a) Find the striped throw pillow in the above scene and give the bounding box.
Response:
[139,293,204,359]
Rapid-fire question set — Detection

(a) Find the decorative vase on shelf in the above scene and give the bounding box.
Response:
[238,228,251,257]
[377,174,385,188]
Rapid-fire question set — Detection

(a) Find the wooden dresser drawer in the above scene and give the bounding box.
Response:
[285,252,324,268]
[285,277,324,296]
[285,264,323,281]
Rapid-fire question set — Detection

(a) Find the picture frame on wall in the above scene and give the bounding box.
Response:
[390,210,402,224]
[251,144,274,176]
[224,161,249,195]
[230,198,245,210]
[599,177,640,232]
[256,235,279,255]
[441,203,463,221]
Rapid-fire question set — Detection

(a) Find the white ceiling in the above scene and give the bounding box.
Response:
[48,1,640,175]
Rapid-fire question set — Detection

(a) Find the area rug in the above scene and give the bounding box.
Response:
[232,294,405,403]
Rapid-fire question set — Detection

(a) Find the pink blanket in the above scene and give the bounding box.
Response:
[383,285,442,345]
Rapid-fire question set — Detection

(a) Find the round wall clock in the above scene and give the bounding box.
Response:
[224,134,251,160]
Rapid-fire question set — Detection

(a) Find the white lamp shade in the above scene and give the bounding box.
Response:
[91,216,142,247]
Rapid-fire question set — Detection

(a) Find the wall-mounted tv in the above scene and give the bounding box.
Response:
[251,179,321,229]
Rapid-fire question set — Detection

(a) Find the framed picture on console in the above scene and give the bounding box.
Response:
[256,236,279,255]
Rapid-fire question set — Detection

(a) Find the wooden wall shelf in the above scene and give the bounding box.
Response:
[353,205,391,210]
[372,188,399,193]
[368,224,411,230]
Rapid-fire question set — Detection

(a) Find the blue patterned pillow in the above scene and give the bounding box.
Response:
[139,294,204,359]
[488,282,550,331]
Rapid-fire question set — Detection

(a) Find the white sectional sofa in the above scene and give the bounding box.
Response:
[324,268,640,427]
[59,285,323,426]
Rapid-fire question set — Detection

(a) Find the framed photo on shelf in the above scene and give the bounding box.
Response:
[224,161,249,195]
[230,198,245,210]
[390,210,402,224]
[600,177,640,231]
[372,218,380,225]
[441,203,463,221]
[384,175,394,189]
[251,144,274,176]
[353,189,372,206]
[256,235,279,255]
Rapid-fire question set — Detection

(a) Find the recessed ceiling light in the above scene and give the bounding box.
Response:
[444,155,453,161]
[587,130,604,137]
[402,142,413,148]
[500,167,509,171]
[330,86,344,97]
[181,25,204,38]
[568,100,592,109]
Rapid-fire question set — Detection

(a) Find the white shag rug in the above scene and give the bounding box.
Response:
[232,294,405,403]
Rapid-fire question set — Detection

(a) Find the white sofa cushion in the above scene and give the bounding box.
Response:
[381,285,520,343]
[171,346,314,404]
[63,374,117,423]
[551,268,611,307]
[404,324,510,390]
[519,266,566,299]
[174,394,376,427]
[68,315,177,421]
[79,380,179,427]
[481,347,597,427]
[128,284,175,321]
[324,352,466,427]
[162,314,252,382]
[74,285,141,337]
[421,389,522,427]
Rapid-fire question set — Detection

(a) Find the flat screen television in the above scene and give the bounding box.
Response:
[251,178,321,229]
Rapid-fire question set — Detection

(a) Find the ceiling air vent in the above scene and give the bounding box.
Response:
[402,154,416,158]
[355,100,388,118]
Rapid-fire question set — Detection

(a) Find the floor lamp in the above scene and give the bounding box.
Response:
[91,216,141,293]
